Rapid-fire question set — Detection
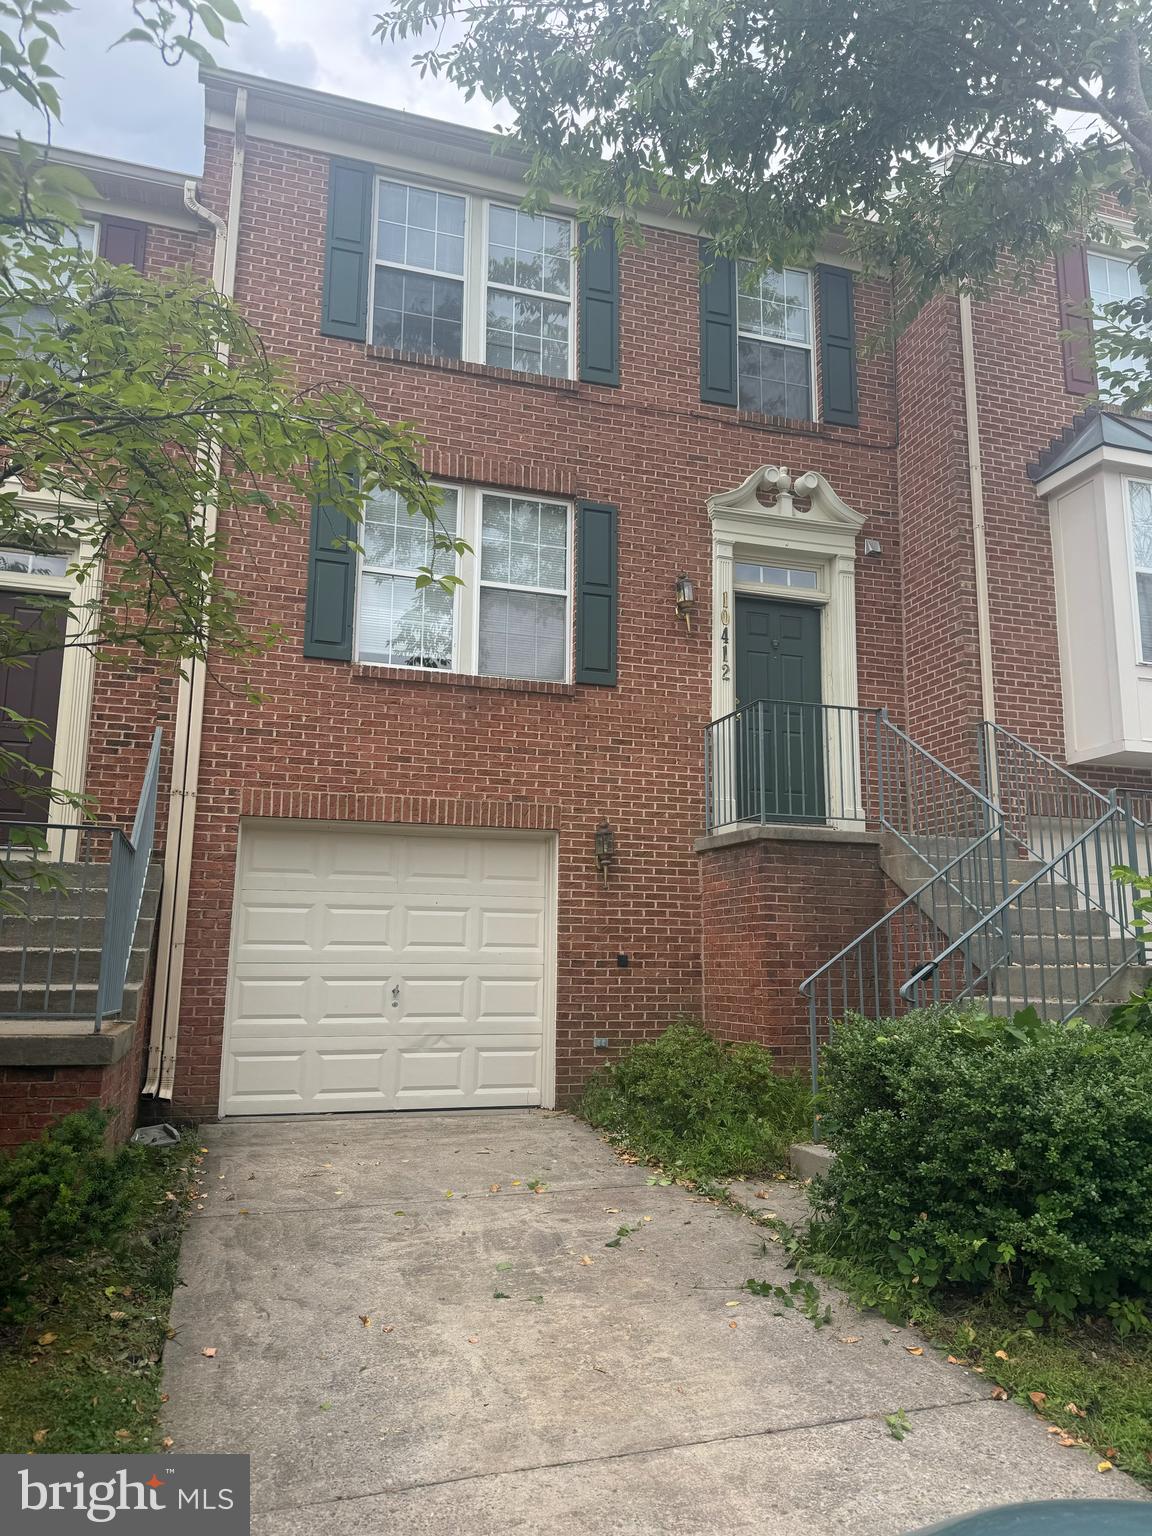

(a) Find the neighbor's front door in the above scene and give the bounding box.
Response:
[0,591,66,827]
[734,594,824,821]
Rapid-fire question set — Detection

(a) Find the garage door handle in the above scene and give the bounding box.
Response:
[391,984,400,1009]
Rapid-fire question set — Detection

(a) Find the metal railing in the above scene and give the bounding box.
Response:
[791,710,1007,1095]
[704,701,873,831]
[901,793,1146,1021]
[980,721,1112,860]
[0,728,162,1026]
[94,727,163,1025]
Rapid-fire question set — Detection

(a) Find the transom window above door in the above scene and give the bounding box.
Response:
[734,560,819,591]
[355,483,572,682]
[369,177,575,380]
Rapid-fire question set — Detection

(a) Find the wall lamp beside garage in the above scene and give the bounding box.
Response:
[675,574,696,630]
[594,820,617,881]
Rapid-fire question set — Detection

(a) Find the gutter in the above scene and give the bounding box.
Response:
[958,291,998,785]
[143,86,247,1102]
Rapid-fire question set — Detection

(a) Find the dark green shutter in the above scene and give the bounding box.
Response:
[578,220,620,386]
[304,498,356,660]
[699,241,738,405]
[575,501,618,686]
[321,157,373,342]
[816,264,859,426]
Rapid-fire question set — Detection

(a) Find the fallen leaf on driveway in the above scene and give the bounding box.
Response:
[382,1325,394,1334]
[579,1255,594,1266]
[467,1336,479,1345]
[904,1346,923,1356]
[161,1437,174,1450]
[990,1387,1009,1401]
[839,1336,862,1345]
[1028,1391,1047,1407]
[489,1184,501,1193]
[200,1347,217,1358]
[1058,1435,1082,1447]
[725,1301,741,1308]
[1098,1462,1113,1473]
[946,1355,964,1365]
[728,1321,738,1329]
[359,1316,372,1328]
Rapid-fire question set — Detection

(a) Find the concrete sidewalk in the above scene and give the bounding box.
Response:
[163,1111,1146,1534]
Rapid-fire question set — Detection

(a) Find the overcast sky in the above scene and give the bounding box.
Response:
[7,0,506,173]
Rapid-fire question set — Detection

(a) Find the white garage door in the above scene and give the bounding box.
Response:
[221,824,552,1115]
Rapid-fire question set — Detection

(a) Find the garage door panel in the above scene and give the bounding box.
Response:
[223,825,550,1115]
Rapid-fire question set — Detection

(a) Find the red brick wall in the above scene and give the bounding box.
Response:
[0,1025,148,1149]
[698,834,890,1065]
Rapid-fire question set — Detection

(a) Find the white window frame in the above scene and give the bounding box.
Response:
[367,174,576,381]
[1127,476,1152,666]
[1087,248,1148,403]
[354,482,575,683]
[354,484,464,674]
[735,263,815,422]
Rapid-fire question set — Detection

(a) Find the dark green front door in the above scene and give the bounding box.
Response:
[734,595,824,821]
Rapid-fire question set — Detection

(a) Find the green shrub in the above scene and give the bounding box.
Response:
[0,1109,155,1310]
[810,1007,1152,1331]
[580,1019,812,1178]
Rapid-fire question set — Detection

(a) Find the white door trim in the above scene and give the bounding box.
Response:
[707,465,865,827]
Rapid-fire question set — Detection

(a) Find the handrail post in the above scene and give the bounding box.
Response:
[875,707,887,831]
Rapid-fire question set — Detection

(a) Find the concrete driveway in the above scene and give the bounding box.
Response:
[164,1111,1145,1534]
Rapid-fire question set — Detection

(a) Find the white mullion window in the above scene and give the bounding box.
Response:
[477,492,570,681]
[1088,251,1148,401]
[736,263,813,419]
[484,204,574,378]
[1129,479,1152,664]
[356,485,460,671]
[370,178,467,359]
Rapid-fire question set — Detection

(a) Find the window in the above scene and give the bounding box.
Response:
[357,487,459,669]
[479,494,569,681]
[736,264,813,418]
[371,181,465,359]
[1088,252,1148,399]
[0,547,71,577]
[1130,479,1152,664]
[10,222,97,341]
[355,484,571,681]
[734,561,819,591]
[368,177,574,379]
[485,207,572,377]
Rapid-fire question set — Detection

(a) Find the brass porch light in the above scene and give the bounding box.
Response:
[594,820,617,881]
[675,574,697,630]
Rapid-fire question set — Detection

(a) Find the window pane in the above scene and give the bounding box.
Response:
[478,589,566,681]
[737,263,811,345]
[372,266,463,357]
[358,573,454,669]
[1131,481,1152,570]
[481,494,567,590]
[1138,573,1152,664]
[485,291,569,377]
[738,337,811,419]
[734,561,818,590]
[0,547,70,576]
[363,486,458,575]
[376,181,466,276]
[487,206,571,296]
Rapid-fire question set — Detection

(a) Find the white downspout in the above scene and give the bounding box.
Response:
[144,87,247,1101]
[958,291,998,790]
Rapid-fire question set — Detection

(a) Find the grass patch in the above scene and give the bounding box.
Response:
[580,1019,812,1179]
[0,1125,198,1455]
[797,1241,1152,1486]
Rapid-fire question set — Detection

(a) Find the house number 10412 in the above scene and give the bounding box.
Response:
[720,592,730,682]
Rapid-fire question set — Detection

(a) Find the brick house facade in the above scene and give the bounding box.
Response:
[2,66,1150,1140]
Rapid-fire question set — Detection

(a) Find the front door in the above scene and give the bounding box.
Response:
[0,591,66,827]
[734,595,824,821]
